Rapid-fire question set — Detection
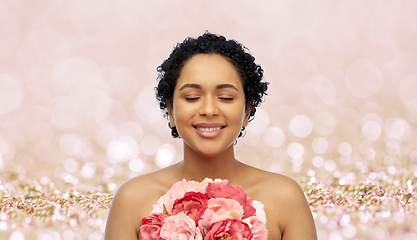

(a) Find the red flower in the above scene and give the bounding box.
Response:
[204,219,253,240]
[140,213,168,240]
[206,182,256,218]
[172,192,208,222]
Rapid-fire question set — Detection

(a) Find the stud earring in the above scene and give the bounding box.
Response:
[238,127,246,138]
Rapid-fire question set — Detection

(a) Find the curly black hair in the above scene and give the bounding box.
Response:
[155,32,268,138]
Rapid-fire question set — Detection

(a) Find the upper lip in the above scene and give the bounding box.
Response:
[193,123,226,128]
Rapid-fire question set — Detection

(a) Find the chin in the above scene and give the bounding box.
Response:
[194,143,234,159]
[198,151,221,158]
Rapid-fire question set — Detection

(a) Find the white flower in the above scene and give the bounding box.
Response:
[252,200,267,224]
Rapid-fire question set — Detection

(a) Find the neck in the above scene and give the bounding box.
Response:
[176,143,241,183]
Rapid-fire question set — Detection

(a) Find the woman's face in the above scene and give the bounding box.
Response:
[168,53,250,158]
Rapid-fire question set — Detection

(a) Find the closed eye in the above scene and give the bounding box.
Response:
[185,97,200,101]
[219,97,233,101]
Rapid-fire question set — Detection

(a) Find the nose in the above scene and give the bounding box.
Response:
[199,96,219,117]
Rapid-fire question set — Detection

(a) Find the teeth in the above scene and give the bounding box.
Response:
[196,127,222,132]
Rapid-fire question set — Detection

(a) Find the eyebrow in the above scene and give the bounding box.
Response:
[179,83,238,91]
[179,83,201,91]
[216,84,238,91]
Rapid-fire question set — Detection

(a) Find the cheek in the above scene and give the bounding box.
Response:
[227,106,247,123]
[173,103,194,121]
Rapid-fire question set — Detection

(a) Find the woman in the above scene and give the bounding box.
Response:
[105,32,317,240]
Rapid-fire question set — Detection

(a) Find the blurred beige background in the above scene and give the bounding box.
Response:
[1,0,417,239]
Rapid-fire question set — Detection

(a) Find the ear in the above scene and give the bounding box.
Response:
[167,101,176,128]
[242,106,252,128]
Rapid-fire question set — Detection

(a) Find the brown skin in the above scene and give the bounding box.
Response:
[105,54,317,240]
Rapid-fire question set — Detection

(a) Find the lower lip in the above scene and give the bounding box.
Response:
[195,127,224,139]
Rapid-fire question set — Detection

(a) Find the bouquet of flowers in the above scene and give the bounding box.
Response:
[140,178,267,240]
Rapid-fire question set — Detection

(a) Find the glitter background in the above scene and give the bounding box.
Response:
[1,0,417,239]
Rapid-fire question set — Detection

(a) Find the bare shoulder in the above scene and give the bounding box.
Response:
[114,166,179,215]
[262,171,305,200]
[239,165,304,200]
[105,166,179,240]
[255,171,308,214]
[238,166,317,240]
[238,166,307,215]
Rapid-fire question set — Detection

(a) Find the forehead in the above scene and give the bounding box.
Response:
[176,54,243,89]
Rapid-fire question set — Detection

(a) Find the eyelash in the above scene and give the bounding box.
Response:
[219,97,233,101]
[184,97,234,101]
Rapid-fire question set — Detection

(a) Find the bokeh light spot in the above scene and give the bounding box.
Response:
[64,158,78,173]
[81,162,96,179]
[312,156,324,167]
[338,142,352,157]
[155,144,176,168]
[312,137,328,154]
[262,127,285,148]
[287,142,305,158]
[384,118,409,139]
[324,160,336,171]
[289,115,313,138]
[9,231,25,240]
[292,157,304,166]
[106,137,139,164]
[362,120,382,141]
[129,158,144,172]
[104,167,115,178]
[328,230,343,240]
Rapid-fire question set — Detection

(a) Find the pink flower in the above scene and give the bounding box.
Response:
[206,182,256,218]
[200,178,226,188]
[152,179,205,214]
[199,198,244,231]
[160,213,203,240]
[172,192,208,222]
[243,216,268,240]
[243,198,256,218]
[169,179,206,199]
[204,219,253,240]
[140,213,168,240]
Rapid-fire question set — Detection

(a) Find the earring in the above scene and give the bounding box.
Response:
[168,122,180,138]
[238,127,246,138]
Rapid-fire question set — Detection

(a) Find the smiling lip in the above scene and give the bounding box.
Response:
[193,123,225,139]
